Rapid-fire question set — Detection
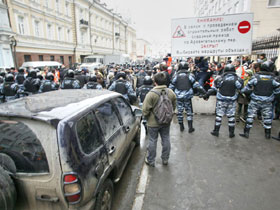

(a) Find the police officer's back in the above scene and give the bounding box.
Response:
[61,70,81,89]
[240,61,280,139]
[85,75,102,90]
[137,76,154,105]
[15,68,26,85]
[23,70,41,94]
[109,72,136,103]
[39,73,59,93]
[74,69,88,88]
[1,73,19,102]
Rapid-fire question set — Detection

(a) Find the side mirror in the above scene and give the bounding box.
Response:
[134,109,142,117]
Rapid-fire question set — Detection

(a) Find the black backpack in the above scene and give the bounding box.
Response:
[151,88,173,125]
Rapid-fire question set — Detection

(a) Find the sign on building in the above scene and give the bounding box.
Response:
[171,13,254,57]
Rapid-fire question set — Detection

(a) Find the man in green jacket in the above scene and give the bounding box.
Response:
[143,72,176,167]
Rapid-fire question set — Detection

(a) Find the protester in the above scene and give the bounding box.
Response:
[143,72,176,167]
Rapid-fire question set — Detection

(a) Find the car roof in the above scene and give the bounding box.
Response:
[0,90,120,127]
[21,61,62,68]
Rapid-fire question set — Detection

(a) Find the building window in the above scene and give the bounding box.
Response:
[55,0,60,11]
[18,16,25,35]
[50,55,55,61]
[34,20,40,37]
[60,56,64,64]
[67,29,71,42]
[45,0,49,8]
[24,55,31,62]
[80,9,83,19]
[58,27,62,40]
[47,24,52,39]
[65,2,69,16]
[268,0,280,6]
[39,55,43,61]
[81,31,85,44]
[69,56,72,67]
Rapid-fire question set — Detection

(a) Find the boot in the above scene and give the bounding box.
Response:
[272,132,280,141]
[239,127,250,138]
[179,123,184,132]
[265,129,271,139]
[211,125,220,137]
[188,120,195,133]
[229,126,235,138]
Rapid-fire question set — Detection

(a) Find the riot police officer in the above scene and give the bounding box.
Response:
[85,75,102,90]
[0,76,4,103]
[1,73,19,102]
[74,69,88,88]
[136,68,147,88]
[137,76,154,106]
[240,61,280,139]
[170,62,206,133]
[39,73,59,93]
[109,71,136,103]
[23,69,41,95]
[204,64,244,138]
[61,70,81,89]
[15,68,26,86]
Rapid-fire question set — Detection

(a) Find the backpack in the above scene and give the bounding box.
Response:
[151,88,173,125]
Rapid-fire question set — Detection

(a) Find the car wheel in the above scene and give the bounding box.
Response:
[95,179,114,210]
[134,126,141,147]
[0,166,17,210]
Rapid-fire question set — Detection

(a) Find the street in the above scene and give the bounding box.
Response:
[117,115,280,210]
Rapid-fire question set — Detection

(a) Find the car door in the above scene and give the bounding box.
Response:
[73,111,110,204]
[112,97,138,146]
[94,101,126,170]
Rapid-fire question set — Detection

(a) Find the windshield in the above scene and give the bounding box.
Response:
[0,119,49,173]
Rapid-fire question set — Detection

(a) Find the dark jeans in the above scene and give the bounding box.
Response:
[147,125,171,164]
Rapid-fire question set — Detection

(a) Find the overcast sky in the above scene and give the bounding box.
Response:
[104,0,195,44]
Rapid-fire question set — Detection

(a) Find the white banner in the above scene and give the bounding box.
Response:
[171,13,253,57]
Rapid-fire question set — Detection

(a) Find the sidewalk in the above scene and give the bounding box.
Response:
[141,115,280,210]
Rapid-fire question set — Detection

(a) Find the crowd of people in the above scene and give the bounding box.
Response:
[0,54,280,166]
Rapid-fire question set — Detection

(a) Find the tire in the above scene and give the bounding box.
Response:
[94,179,114,210]
[0,153,16,174]
[134,126,141,147]
[0,166,17,210]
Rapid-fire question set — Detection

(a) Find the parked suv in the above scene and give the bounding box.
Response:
[0,89,142,210]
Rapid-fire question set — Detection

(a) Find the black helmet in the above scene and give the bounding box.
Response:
[178,62,188,70]
[29,70,37,78]
[116,72,126,80]
[18,68,25,73]
[143,76,153,85]
[46,73,54,81]
[5,73,14,82]
[0,71,5,78]
[224,64,235,72]
[89,75,97,82]
[261,61,274,72]
[67,70,75,78]
[37,73,43,80]
[0,76,3,84]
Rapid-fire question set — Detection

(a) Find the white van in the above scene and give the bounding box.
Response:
[21,61,62,70]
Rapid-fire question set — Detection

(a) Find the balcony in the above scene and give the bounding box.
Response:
[80,19,89,29]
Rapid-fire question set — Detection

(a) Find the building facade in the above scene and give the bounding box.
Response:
[0,0,15,68]
[194,0,280,39]
[6,0,136,68]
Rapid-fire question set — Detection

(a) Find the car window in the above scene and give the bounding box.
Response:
[95,102,121,140]
[76,112,103,154]
[0,120,49,173]
[113,97,134,125]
